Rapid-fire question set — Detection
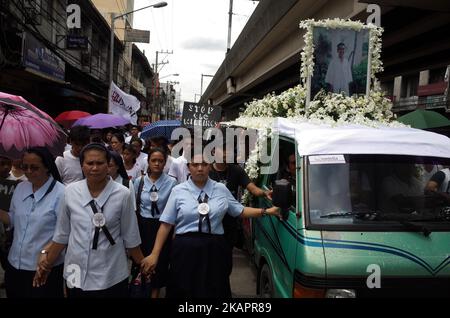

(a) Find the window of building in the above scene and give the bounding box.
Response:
[380,80,394,99]
[429,67,446,84]
[400,74,419,98]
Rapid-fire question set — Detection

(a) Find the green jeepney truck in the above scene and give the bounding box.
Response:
[252,118,450,298]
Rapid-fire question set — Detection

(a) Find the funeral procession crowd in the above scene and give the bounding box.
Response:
[2,0,450,301]
[0,124,279,298]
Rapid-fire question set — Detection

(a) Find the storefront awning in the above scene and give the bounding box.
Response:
[55,87,101,103]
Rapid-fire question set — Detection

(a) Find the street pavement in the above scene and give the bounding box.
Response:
[0,248,258,298]
[230,248,258,298]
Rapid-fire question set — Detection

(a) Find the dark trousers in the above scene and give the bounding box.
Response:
[66,278,129,298]
[0,249,8,272]
[0,229,12,273]
[5,262,64,298]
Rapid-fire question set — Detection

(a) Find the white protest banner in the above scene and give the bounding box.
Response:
[109,82,140,125]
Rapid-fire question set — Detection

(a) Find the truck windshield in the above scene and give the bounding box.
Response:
[306,154,450,227]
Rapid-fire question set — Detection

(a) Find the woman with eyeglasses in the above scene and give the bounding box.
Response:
[0,147,65,298]
[141,150,281,298]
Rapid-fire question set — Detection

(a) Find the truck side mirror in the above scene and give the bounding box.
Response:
[272,179,293,220]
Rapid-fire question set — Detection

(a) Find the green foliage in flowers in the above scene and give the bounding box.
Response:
[351,59,368,95]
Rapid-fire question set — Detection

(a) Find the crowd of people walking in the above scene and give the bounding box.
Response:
[0,124,280,298]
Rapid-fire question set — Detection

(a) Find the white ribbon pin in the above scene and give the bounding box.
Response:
[92,213,106,228]
[198,203,210,216]
[150,191,159,202]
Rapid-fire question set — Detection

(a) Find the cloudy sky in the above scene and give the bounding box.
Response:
[132,0,259,106]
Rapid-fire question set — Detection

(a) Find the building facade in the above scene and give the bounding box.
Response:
[131,44,154,125]
[0,0,126,116]
[92,0,166,124]
[91,0,134,92]
[0,0,156,124]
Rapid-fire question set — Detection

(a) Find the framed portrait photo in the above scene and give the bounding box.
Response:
[308,26,370,101]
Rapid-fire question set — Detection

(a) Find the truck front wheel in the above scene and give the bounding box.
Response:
[259,264,274,298]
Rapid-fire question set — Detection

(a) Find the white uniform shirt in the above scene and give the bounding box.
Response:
[55,150,83,185]
[164,155,174,174]
[53,179,141,291]
[125,135,146,149]
[168,155,189,183]
[136,152,148,175]
[113,175,137,212]
[126,162,142,182]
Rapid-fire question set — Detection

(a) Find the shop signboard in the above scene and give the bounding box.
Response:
[66,35,88,50]
[22,32,65,82]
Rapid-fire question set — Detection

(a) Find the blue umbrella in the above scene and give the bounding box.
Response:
[141,120,181,140]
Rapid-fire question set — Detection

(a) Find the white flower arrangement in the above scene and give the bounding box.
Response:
[306,89,396,125]
[240,85,396,126]
[232,86,399,204]
[226,19,399,204]
[242,86,307,118]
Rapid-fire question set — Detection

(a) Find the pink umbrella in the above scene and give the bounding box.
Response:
[0,92,67,159]
[55,110,91,129]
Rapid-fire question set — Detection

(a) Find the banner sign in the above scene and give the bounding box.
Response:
[182,102,222,128]
[22,32,65,81]
[109,82,141,125]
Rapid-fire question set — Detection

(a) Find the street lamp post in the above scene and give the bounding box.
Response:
[200,74,214,99]
[227,0,233,53]
[109,2,167,86]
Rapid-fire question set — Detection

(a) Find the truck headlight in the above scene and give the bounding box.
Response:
[325,289,356,298]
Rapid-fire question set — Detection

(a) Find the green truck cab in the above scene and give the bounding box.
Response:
[252,119,450,298]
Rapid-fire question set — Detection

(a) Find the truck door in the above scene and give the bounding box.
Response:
[255,137,300,297]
